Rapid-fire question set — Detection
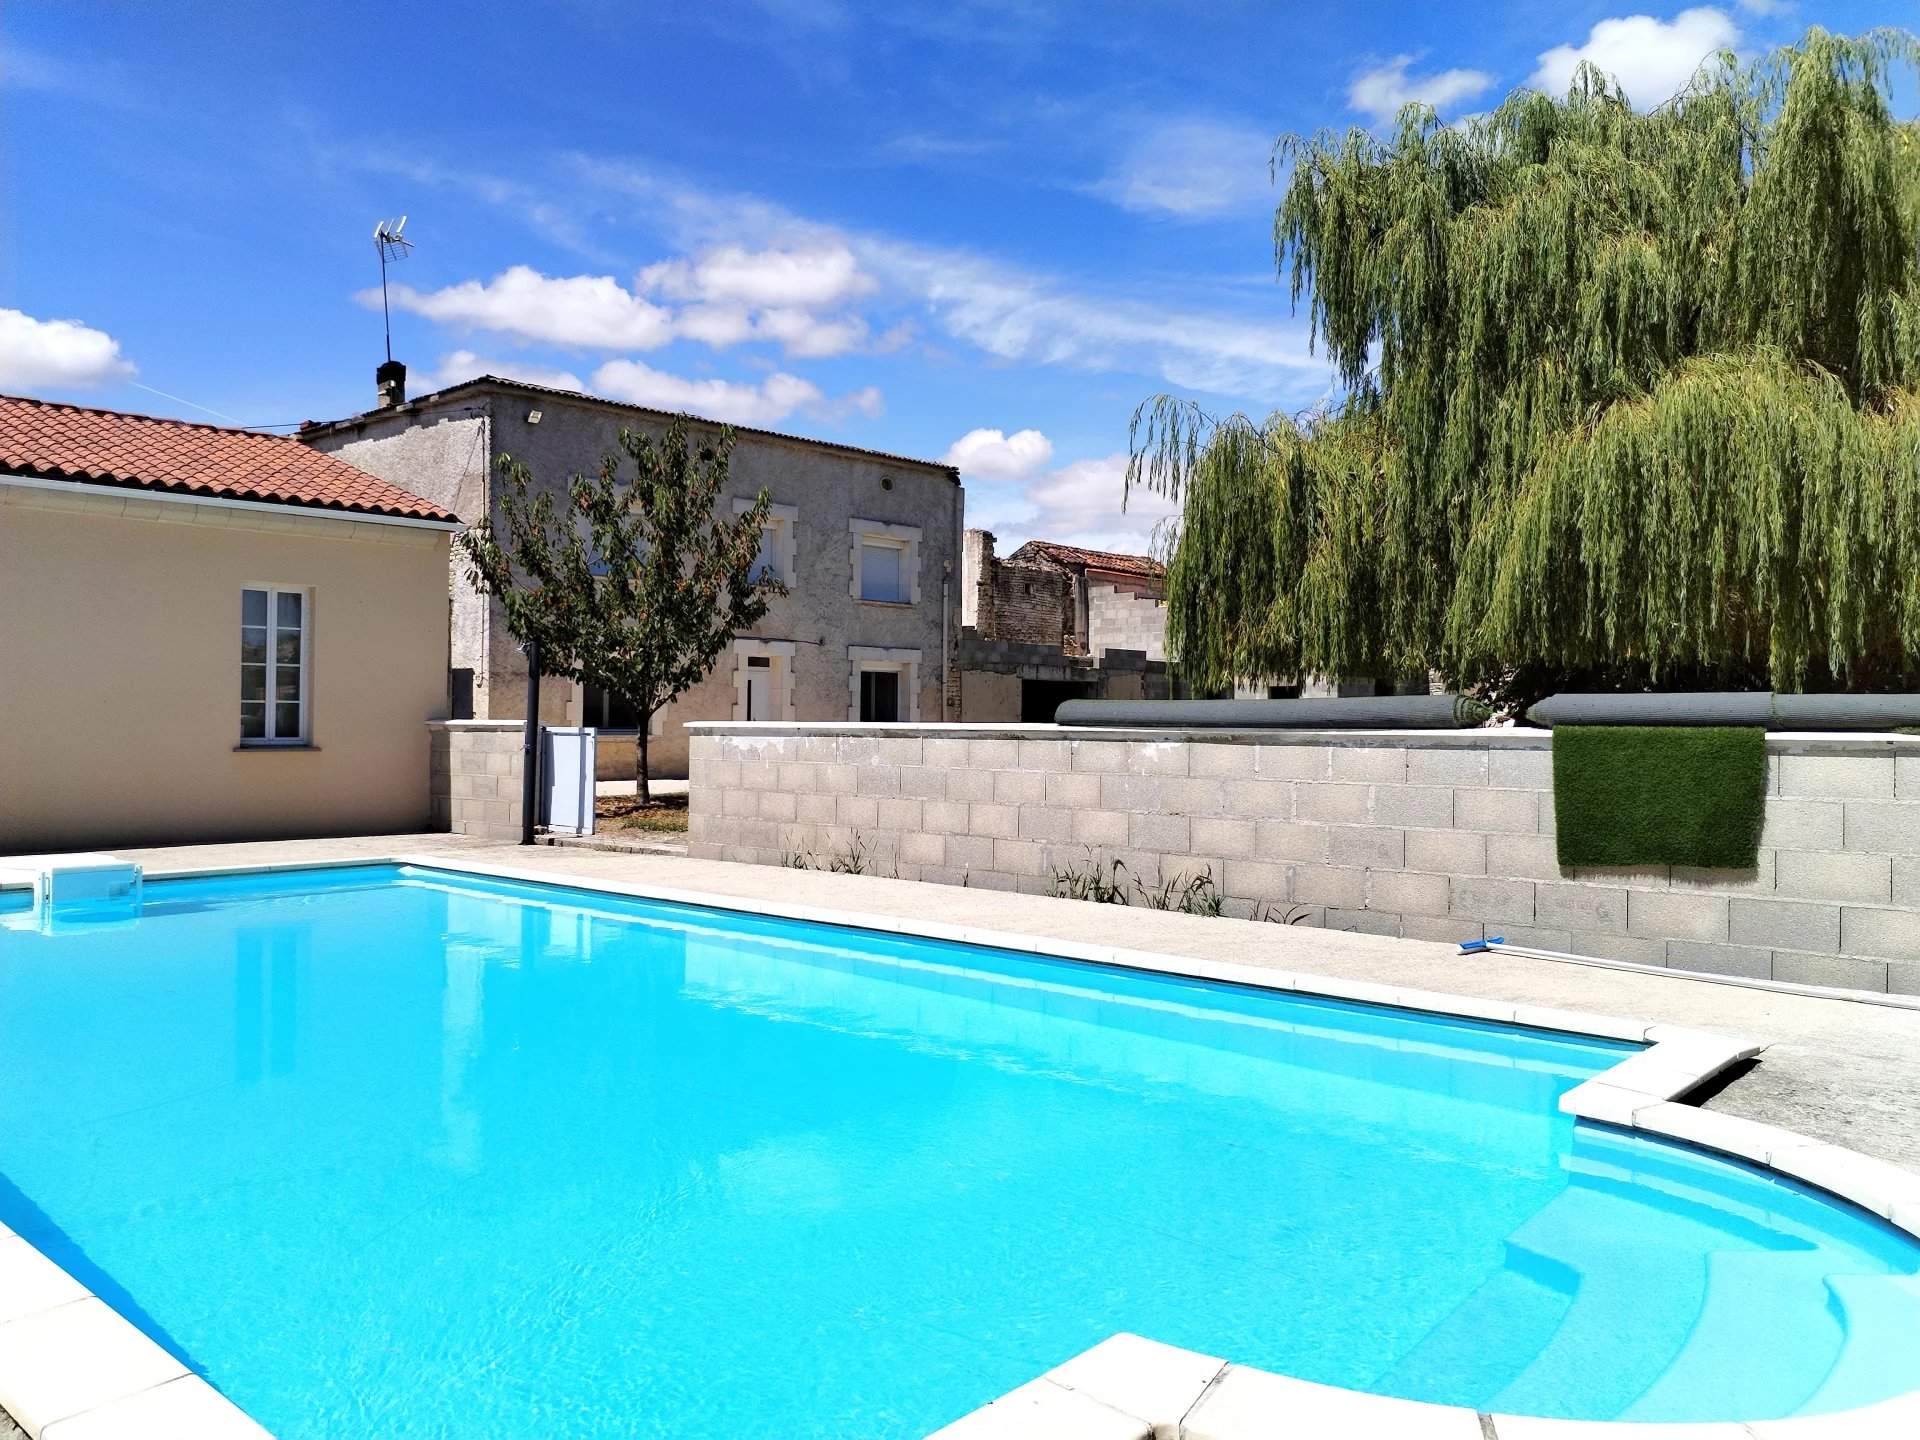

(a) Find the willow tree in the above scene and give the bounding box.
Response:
[1133,29,1920,703]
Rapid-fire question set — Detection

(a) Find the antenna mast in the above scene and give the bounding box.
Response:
[373,217,413,363]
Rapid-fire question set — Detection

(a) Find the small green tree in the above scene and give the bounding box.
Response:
[459,418,780,803]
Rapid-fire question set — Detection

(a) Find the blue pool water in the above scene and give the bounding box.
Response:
[1,865,1917,1437]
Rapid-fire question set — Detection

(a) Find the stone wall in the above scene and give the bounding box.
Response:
[429,720,525,841]
[686,723,1920,994]
[990,561,1079,649]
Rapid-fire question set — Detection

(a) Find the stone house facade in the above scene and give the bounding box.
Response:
[300,374,962,777]
[957,530,1171,720]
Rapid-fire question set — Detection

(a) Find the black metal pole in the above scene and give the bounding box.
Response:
[521,637,541,845]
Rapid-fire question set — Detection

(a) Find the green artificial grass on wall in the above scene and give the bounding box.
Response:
[1551,726,1768,870]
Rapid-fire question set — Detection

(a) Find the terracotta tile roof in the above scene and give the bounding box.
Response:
[0,392,457,523]
[1006,539,1165,580]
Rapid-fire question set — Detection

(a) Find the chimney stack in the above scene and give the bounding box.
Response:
[376,359,407,409]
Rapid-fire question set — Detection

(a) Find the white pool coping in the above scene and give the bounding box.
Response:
[1,851,1916,1440]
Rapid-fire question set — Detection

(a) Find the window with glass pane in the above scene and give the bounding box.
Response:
[241,587,307,742]
[754,523,781,583]
[859,541,904,602]
[859,668,900,723]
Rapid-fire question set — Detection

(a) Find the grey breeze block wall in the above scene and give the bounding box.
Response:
[1087,582,1167,661]
[429,720,525,842]
[686,723,1920,995]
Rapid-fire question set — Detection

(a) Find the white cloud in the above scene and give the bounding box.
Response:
[633,243,877,357]
[865,239,1320,399]
[0,308,135,390]
[752,306,871,358]
[590,359,820,424]
[424,158,1334,405]
[638,243,876,309]
[382,248,881,364]
[966,451,1179,555]
[588,359,880,426]
[377,266,675,350]
[941,427,1054,480]
[840,385,885,420]
[1348,57,1495,123]
[670,304,759,349]
[1531,8,1739,109]
[1100,120,1276,219]
[407,350,586,396]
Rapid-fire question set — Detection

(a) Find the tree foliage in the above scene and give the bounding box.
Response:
[460,418,778,801]
[1133,29,1920,703]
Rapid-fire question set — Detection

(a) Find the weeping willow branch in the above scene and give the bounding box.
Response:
[1145,27,1920,698]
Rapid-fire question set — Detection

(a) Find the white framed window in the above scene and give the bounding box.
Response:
[732,639,796,721]
[849,520,921,604]
[848,645,920,723]
[240,586,309,744]
[734,499,797,586]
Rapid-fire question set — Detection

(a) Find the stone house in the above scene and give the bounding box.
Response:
[957,530,1171,720]
[300,373,963,778]
[0,393,456,851]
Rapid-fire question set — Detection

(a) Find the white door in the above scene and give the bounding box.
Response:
[745,656,774,720]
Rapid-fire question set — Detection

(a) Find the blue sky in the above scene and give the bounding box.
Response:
[0,0,1908,552]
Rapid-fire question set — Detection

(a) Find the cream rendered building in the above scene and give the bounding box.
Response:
[0,394,459,853]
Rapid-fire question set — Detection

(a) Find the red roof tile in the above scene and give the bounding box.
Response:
[0,393,457,523]
[1006,539,1165,580]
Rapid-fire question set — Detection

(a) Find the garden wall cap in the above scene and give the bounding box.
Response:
[1054,695,1492,730]
[1529,692,1920,730]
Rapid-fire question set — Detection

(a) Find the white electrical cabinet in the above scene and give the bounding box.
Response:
[541,727,597,837]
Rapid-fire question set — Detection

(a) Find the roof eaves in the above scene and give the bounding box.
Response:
[301,375,963,481]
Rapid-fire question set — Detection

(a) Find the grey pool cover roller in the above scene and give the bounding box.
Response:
[1054,695,1492,729]
[1528,692,1920,729]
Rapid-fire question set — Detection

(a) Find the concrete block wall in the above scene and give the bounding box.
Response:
[1087,583,1167,661]
[686,723,1920,994]
[428,720,525,842]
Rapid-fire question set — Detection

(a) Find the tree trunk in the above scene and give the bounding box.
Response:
[636,720,652,806]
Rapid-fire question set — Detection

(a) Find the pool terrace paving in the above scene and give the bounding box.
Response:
[100,831,1920,1175]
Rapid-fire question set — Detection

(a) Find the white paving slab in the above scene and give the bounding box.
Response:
[40,1377,270,1440]
[922,1378,1150,1440]
[0,1239,86,1328]
[1493,1419,1751,1439]
[1043,1333,1224,1427]
[1180,1363,1485,1439]
[0,1301,187,1439]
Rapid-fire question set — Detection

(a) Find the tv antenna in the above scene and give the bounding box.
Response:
[373,217,413,363]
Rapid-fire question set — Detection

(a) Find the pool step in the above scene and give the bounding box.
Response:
[1485,1182,1708,1419]
[1615,1248,1843,1421]
[1365,1250,1571,1402]
[1792,1271,1920,1416]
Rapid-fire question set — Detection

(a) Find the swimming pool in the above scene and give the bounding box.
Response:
[1,862,1917,1437]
